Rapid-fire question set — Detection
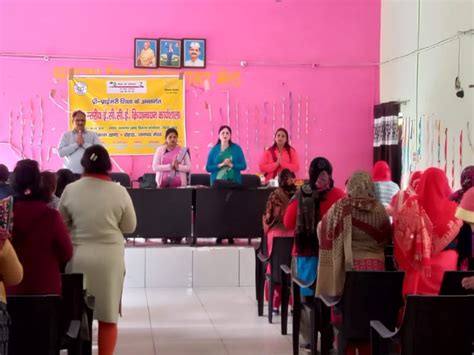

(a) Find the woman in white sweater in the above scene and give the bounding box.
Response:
[59,145,136,355]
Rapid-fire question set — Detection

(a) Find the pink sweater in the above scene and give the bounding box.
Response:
[152,145,192,187]
[258,147,300,182]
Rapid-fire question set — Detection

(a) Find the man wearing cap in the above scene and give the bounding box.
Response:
[58,110,102,174]
[184,42,204,67]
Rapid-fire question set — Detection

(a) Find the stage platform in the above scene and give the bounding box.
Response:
[124,239,258,289]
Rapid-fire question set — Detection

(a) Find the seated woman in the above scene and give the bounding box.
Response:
[388,171,422,217]
[206,125,247,187]
[152,128,191,188]
[259,128,300,183]
[0,197,23,354]
[262,169,296,314]
[8,160,73,295]
[393,167,463,296]
[316,171,392,355]
[455,188,474,289]
[450,165,474,203]
[283,157,345,349]
[372,160,400,207]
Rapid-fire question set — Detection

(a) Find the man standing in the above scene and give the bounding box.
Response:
[58,110,101,174]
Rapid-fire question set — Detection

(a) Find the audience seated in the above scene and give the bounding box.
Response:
[58,145,136,355]
[0,165,14,199]
[0,197,23,354]
[7,159,73,296]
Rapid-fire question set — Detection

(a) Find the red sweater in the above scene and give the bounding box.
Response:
[7,201,73,295]
[258,147,300,181]
[284,187,345,255]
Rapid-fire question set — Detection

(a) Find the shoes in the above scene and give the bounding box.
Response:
[299,343,311,353]
[272,308,280,315]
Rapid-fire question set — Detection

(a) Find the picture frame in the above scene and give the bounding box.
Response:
[158,39,182,68]
[182,39,206,68]
[134,38,158,68]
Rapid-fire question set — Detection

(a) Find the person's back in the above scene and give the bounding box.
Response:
[60,177,135,245]
[7,160,72,295]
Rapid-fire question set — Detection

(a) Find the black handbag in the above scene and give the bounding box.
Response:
[138,173,157,188]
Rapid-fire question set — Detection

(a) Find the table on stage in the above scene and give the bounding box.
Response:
[125,187,273,244]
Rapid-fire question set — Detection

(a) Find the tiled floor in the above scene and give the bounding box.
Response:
[105,287,293,355]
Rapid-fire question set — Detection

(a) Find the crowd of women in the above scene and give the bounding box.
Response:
[0,121,473,355]
[261,155,474,353]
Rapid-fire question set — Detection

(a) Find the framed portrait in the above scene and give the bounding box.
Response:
[134,38,158,68]
[158,39,182,68]
[182,39,206,68]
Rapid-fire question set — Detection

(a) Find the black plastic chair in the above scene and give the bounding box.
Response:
[190,173,211,186]
[256,236,293,323]
[7,295,61,355]
[319,271,404,355]
[439,271,474,295]
[371,295,474,355]
[241,174,262,188]
[110,172,131,187]
[60,273,95,355]
[292,274,331,355]
[280,264,292,335]
[384,243,395,271]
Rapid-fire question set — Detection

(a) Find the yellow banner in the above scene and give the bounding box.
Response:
[68,75,185,155]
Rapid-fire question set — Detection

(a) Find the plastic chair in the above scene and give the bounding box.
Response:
[319,271,404,355]
[256,236,293,323]
[7,295,61,355]
[371,295,474,355]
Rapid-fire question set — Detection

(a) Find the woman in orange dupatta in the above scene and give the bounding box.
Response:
[393,167,462,295]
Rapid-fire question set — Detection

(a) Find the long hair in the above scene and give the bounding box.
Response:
[12,159,45,201]
[215,125,233,146]
[270,128,292,161]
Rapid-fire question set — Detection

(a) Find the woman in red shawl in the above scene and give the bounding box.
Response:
[388,171,422,217]
[393,167,462,295]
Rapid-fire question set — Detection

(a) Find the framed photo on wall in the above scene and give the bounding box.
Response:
[134,38,158,68]
[182,39,206,68]
[159,39,182,68]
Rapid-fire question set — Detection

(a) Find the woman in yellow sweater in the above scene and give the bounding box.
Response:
[0,196,24,354]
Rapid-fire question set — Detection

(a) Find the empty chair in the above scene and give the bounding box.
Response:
[60,273,95,355]
[189,173,211,187]
[241,174,262,188]
[319,271,404,355]
[110,172,131,187]
[439,271,474,295]
[7,295,61,355]
[371,295,474,355]
[256,236,293,323]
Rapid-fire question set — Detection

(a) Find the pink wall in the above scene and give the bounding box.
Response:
[0,0,381,186]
